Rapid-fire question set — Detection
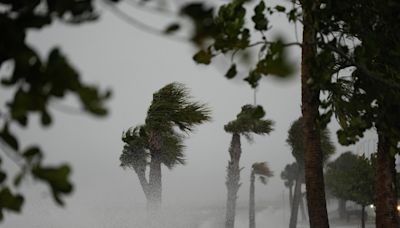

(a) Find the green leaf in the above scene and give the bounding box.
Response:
[274,5,286,12]
[287,9,298,22]
[0,124,19,151]
[244,69,262,88]
[164,23,181,34]
[0,171,6,184]
[13,173,23,187]
[193,49,212,65]
[41,110,52,126]
[251,1,268,31]
[23,146,42,164]
[255,40,295,78]
[225,64,237,79]
[252,106,266,119]
[32,165,73,206]
[0,188,24,212]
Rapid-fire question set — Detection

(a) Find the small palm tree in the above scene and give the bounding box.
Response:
[224,105,274,228]
[281,162,298,208]
[249,162,273,228]
[287,117,335,228]
[120,82,211,213]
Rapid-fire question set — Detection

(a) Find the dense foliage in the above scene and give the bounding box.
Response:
[0,0,110,220]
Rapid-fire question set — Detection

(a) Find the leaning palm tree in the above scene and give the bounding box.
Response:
[281,162,298,208]
[120,82,211,214]
[224,105,274,228]
[249,162,273,228]
[287,117,335,228]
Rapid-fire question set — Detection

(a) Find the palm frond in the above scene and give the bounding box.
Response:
[146,82,211,132]
[159,129,186,169]
[280,162,298,187]
[259,176,267,184]
[120,144,149,169]
[252,162,273,178]
[287,117,335,165]
[224,105,274,137]
[120,125,149,169]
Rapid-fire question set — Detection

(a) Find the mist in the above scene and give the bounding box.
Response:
[0,2,378,228]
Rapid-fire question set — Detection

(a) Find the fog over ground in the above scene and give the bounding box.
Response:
[0,1,375,227]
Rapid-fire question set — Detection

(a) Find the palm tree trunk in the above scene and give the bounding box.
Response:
[148,131,163,215]
[249,171,255,228]
[375,131,399,228]
[134,167,151,201]
[289,172,303,228]
[361,205,366,228]
[225,133,242,228]
[289,185,293,210]
[300,0,329,227]
[299,193,307,221]
[338,199,346,220]
[149,153,162,211]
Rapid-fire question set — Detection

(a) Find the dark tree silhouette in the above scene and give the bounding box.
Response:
[224,105,274,228]
[249,162,273,228]
[286,117,335,228]
[120,82,210,213]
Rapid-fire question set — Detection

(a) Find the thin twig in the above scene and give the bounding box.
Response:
[50,103,84,116]
[0,140,24,168]
[101,0,190,43]
[126,0,177,17]
[248,41,302,48]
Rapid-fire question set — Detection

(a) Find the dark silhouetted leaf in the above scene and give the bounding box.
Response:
[193,49,212,65]
[225,64,237,79]
[244,70,262,88]
[32,165,73,206]
[164,23,180,34]
[0,171,6,184]
[0,124,19,151]
[0,188,24,212]
[252,1,268,31]
[41,110,52,126]
[275,5,286,12]
[23,146,42,164]
[13,172,23,187]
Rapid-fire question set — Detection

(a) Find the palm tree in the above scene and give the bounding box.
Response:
[224,105,274,228]
[281,162,298,208]
[287,117,335,228]
[120,82,211,213]
[249,162,273,228]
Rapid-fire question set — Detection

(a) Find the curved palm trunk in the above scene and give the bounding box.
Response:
[375,131,399,228]
[289,171,303,228]
[299,193,307,221]
[148,131,163,215]
[225,133,241,228]
[249,171,255,228]
[135,167,151,201]
[300,1,329,227]
[289,185,294,210]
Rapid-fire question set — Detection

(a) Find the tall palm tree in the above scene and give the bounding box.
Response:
[224,105,274,228]
[249,162,273,228]
[287,117,335,228]
[120,82,211,213]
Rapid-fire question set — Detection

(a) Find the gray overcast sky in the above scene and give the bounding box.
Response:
[0,1,372,227]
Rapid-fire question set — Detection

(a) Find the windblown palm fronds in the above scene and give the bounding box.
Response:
[224,105,274,141]
[146,82,211,132]
[252,162,273,184]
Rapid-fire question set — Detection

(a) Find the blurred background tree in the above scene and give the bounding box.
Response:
[0,0,111,220]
